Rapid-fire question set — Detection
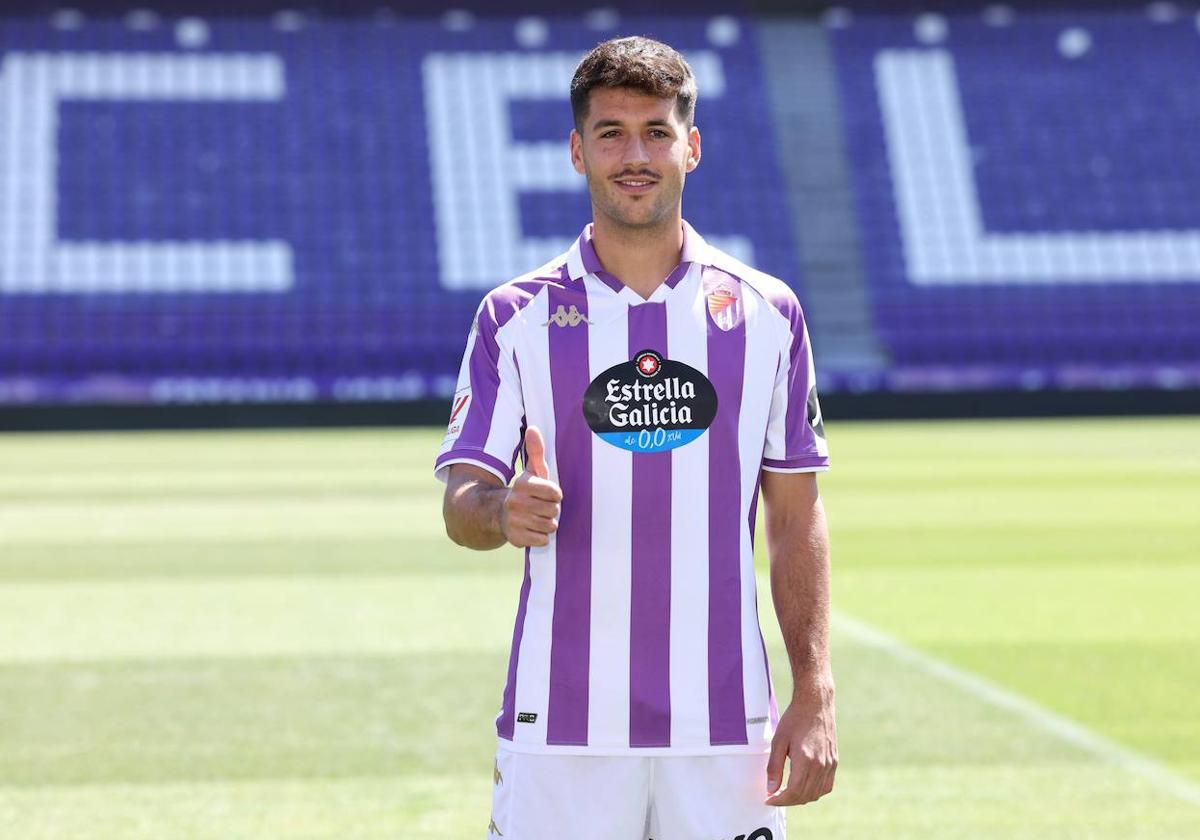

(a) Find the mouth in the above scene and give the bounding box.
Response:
[612,177,659,194]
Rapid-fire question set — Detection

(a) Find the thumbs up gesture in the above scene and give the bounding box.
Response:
[502,426,563,548]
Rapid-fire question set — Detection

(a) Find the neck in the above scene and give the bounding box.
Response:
[590,213,685,300]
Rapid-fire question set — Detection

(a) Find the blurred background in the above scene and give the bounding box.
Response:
[0,1,1197,838]
[1,0,1197,425]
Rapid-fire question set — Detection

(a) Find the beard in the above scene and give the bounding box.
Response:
[585,165,684,233]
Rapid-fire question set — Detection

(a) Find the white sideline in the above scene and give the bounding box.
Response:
[834,611,1200,808]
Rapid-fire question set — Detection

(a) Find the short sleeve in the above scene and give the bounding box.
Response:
[761,293,830,473]
[434,296,526,484]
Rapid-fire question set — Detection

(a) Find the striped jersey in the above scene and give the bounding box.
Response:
[435,221,829,755]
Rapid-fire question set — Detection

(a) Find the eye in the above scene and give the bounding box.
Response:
[600,129,620,138]
[649,129,669,139]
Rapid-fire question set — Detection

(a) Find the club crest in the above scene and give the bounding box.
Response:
[704,275,743,331]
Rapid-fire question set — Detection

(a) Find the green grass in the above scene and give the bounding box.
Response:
[0,418,1197,838]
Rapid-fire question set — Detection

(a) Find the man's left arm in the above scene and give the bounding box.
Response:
[760,469,837,807]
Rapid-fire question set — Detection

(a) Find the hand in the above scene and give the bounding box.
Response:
[501,426,563,548]
[765,676,838,807]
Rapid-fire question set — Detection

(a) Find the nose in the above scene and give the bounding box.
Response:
[622,134,650,168]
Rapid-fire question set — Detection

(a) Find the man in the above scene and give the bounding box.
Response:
[436,36,835,840]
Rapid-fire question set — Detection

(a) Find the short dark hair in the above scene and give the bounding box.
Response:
[570,36,698,130]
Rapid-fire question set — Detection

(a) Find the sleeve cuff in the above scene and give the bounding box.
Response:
[434,449,515,485]
[762,456,830,473]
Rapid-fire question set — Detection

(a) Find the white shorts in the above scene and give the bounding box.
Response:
[488,741,786,840]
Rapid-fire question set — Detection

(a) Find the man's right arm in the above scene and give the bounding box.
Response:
[442,427,562,550]
[442,464,509,549]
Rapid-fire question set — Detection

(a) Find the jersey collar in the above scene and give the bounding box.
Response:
[565,220,713,295]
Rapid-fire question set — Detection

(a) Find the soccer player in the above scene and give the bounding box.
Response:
[436,36,835,840]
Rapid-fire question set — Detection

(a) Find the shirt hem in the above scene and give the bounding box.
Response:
[496,736,772,757]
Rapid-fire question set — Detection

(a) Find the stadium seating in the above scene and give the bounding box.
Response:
[830,4,1200,390]
[0,8,792,404]
[0,4,1196,406]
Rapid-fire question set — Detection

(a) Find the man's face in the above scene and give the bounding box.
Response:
[570,87,701,231]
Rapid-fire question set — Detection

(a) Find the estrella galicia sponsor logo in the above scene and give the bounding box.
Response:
[729,830,772,840]
[582,349,717,453]
[516,712,538,724]
[634,349,662,377]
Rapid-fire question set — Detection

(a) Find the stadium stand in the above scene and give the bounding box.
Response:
[0,6,796,407]
[830,4,1200,391]
[0,2,1196,416]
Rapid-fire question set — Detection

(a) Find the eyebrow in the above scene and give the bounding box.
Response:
[591,118,673,131]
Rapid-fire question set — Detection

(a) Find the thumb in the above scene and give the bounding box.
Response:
[524,426,549,479]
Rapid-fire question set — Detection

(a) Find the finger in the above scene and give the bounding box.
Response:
[765,768,802,806]
[819,768,835,798]
[780,753,815,806]
[806,753,835,801]
[509,528,550,548]
[520,514,558,536]
[765,736,787,797]
[507,496,559,521]
[820,754,838,797]
[524,476,563,503]
[807,746,836,801]
[528,499,561,520]
[799,762,824,805]
[765,785,803,807]
[524,426,549,479]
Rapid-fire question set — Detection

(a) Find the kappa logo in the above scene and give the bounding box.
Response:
[543,304,592,327]
[488,816,503,836]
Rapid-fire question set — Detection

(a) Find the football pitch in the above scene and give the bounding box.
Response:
[0,417,1197,839]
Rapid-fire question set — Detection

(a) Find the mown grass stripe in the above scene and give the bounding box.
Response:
[836,612,1200,808]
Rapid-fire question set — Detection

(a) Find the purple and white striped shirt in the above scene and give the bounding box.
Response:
[435,221,829,755]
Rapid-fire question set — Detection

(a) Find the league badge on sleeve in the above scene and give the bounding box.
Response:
[445,387,470,442]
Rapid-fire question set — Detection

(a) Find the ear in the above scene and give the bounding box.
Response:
[685,125,701,173]
[570,129,586,175]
